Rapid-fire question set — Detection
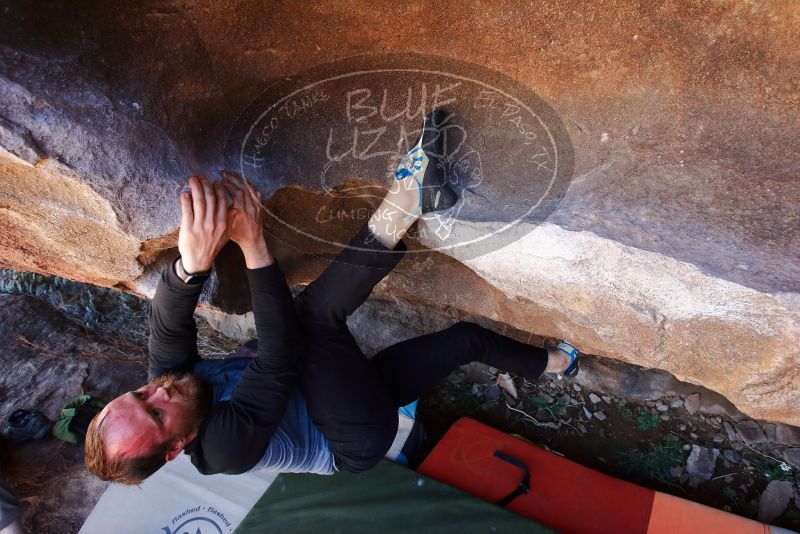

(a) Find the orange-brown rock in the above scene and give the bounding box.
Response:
[0,1,797,425]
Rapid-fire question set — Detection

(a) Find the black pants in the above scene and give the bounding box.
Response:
[294,224,548,473]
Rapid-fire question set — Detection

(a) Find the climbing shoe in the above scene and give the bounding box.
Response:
[556,340,580,379]
[394,109,458,214]
[385,400,428,468]
[1,409,53,443]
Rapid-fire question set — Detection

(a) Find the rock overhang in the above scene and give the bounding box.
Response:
[0,0,797,425]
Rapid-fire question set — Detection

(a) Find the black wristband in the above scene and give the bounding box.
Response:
[174,257,212,284]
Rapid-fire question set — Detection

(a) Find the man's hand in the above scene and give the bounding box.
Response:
[178,175,233,273]
[221,171,273,269]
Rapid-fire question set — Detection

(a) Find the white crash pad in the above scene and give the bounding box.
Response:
[79,453,275,534]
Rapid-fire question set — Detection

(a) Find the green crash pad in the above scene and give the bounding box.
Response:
[237,460,554,533]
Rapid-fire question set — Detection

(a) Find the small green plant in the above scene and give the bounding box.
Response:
[765,466,793,481]
[618,405,633,421]
[617,434,684,480]
[531,396,551,409]
[636,409,660,431]
[750,457,794,482]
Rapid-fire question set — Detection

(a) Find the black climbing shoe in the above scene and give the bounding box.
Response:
[1,409,53,443]
[419,109,458,213]
[400,417,429,469]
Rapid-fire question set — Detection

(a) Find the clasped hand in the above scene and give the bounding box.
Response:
[177,173,271,273]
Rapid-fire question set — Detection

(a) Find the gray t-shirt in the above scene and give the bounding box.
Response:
[192,356,336,476]
[247,389,336,475]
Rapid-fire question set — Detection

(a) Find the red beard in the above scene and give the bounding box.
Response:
[147,372,211,437]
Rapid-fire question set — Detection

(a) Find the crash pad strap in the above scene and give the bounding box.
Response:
[493,450,530,507]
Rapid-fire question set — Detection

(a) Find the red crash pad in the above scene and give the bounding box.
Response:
[418,417,655,534]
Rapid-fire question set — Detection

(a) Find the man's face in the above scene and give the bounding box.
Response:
[96,373,208,460]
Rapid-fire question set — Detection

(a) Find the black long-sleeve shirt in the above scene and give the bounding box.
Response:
[147,258,305,474]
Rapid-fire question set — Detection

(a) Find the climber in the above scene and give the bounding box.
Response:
[84,110,581,484]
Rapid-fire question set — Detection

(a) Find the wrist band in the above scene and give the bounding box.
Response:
[174,257,212,284]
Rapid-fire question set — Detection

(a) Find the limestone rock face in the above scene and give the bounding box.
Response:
[0,1,798,425]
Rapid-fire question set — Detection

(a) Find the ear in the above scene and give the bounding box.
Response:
[164,436,192,462]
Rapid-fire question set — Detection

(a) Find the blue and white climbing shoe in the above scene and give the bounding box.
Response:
[556,340,580,379]
[394,109,458,216]
[385,400,427,467]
